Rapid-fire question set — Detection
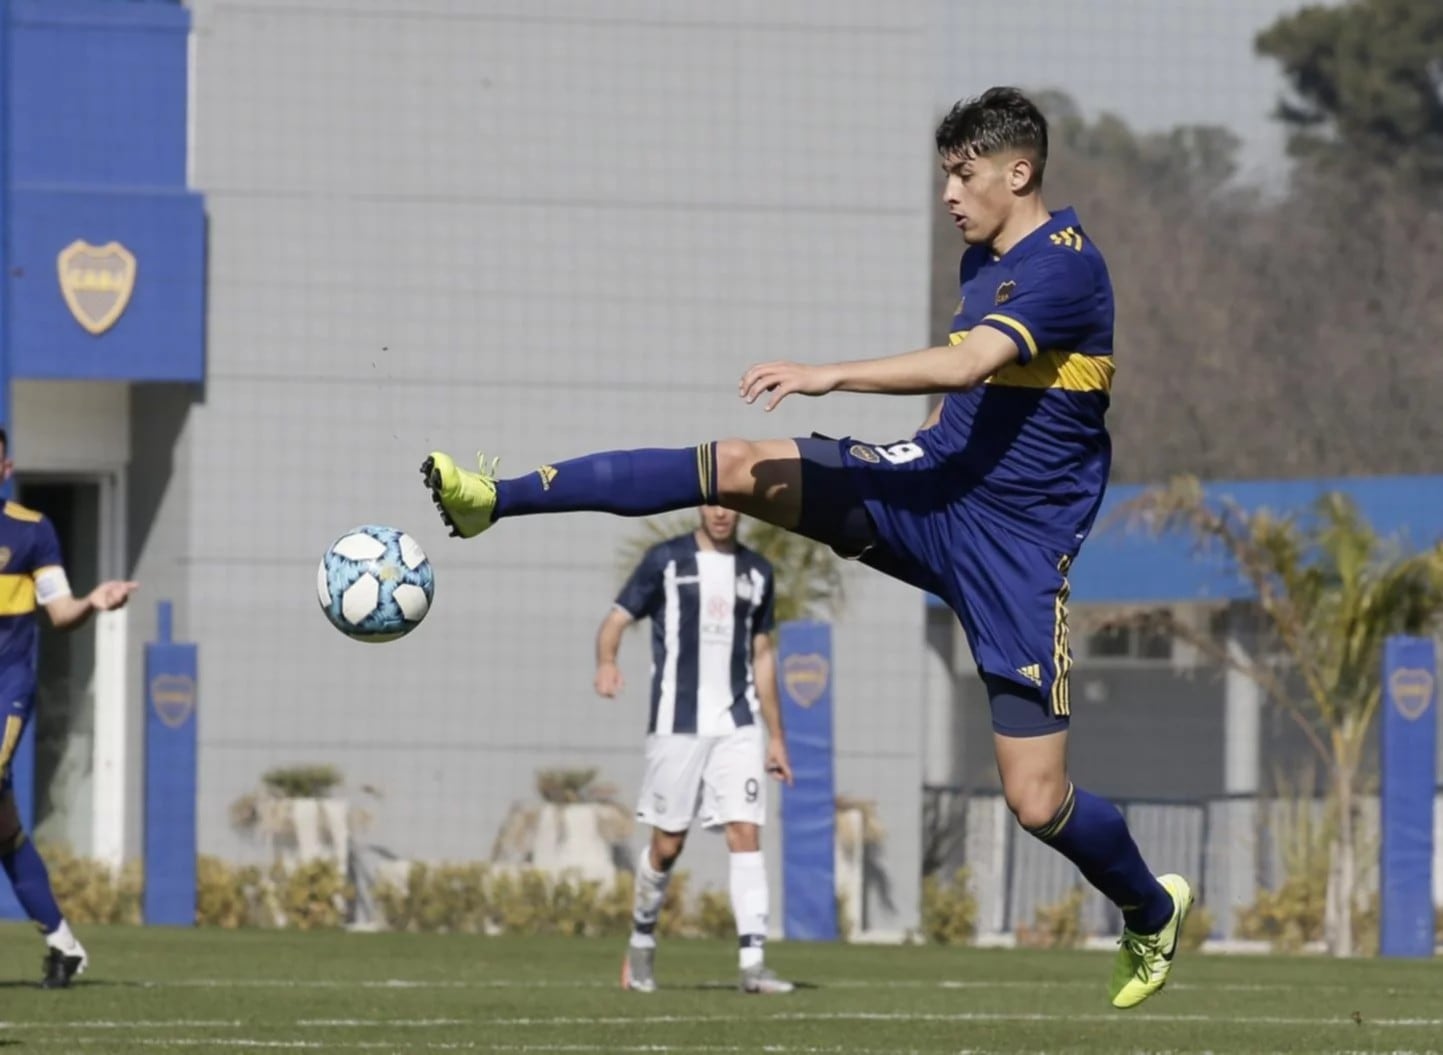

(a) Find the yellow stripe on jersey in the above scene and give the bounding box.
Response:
[0,574,37,616]
[0,715,23,773]
[1051,555,1073,718]
[988,348,1114,394]
[2,501,42,524]
[948,329,969,346]
[981,313,1038,359]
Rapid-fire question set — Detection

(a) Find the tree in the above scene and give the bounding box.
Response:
[1117,477,1443,956]
[616,513,845,626]
[1257,0,1443,185]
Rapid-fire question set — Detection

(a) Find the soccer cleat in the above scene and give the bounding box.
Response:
[420,451,499,539]
[41,945,87,990]
[739,964,794,995]
[621,944,657,993]
[1108,873,1193,1010]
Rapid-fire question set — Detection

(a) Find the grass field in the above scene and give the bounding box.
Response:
[0,923,1441,1053]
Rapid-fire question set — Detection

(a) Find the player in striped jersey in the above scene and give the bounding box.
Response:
[0,428,138,987]
[595,506,793,995]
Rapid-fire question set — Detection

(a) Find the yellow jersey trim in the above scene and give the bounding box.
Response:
[0,574,37,616]
[988,349,1114,394]
[2,501,42,524]
[981,313,1039,359]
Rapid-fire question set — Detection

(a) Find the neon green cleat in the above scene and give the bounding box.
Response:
[1108,873,1192,1010]
[420,451,499,539]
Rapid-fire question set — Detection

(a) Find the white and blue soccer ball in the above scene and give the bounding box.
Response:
[316,525,435,642]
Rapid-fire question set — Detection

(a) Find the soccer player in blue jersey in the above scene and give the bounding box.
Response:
[0,427,138,987]
[596,505,794,995]
[423,86,1190,1007]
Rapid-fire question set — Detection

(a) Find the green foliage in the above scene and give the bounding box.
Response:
[196,855,269,929]
[690,889,736,940]
[40,842,142,926]
[372,863,749,939]
[1257,0,1443,184]
[617,512,845,625]
[276,860,352,931]
[1014,888,1085,950]
[920,867,977,946]
[1034,89,1241,198]
[262,764,344,799]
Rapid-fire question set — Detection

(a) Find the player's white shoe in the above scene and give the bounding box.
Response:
[621,945,657,993]
[739,964,794,995]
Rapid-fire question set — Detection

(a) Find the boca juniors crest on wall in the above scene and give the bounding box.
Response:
[57,240,138,335]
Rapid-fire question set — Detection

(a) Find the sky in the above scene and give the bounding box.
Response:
[939,0,1321,189]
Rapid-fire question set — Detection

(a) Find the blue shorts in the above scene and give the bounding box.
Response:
[795,433,1073,737]
[0,668,35,795]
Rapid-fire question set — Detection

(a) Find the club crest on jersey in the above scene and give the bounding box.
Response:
[782,653,829,708]
[150,673,197,729]
[0,547,9,573]
[1390,667,1434,721]
[848,443,880,464]
[57,239,137,335]
[994,280,1016,305]
[735,575,754,601]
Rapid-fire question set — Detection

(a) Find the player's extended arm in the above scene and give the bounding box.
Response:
[753,633,794,786]
[740,327,1021,411]
[594,606,633,698]
[42,578,138,632]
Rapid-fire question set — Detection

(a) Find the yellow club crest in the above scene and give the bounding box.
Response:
[782,653,830,708]
[57,239,137,335]
[1389,667,1434,721]
[151,674,197,729]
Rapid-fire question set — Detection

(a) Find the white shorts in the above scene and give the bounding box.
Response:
[635,725,767,832]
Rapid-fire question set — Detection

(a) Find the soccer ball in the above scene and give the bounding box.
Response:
[316,525,435,642]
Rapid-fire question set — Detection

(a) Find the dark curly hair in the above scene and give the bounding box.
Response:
[935,87,1049,184]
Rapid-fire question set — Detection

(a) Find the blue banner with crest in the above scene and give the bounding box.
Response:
[778,620,837,941]
[144,601,198,925]
[1380,635,1437,958]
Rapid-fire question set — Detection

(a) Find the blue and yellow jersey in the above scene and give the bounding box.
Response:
[0,501,67,694]
[937,207,1115,550]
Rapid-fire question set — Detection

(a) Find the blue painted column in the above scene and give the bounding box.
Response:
[143,600,199,925]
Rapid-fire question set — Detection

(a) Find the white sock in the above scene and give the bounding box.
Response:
[46,919,82,955]
[730,850,768,969]
[630,847,671,950]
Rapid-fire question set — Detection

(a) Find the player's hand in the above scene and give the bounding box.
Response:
[765,740,794,787]
[88,581,139,612]
[739,361,841,412]
[594,662,624,698]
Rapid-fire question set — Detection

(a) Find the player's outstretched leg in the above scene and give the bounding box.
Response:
[994,722,1189,1009]
[421,440,805,539]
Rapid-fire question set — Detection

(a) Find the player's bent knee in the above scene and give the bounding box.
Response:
[1004,781,1070,832]
[724,822,760,854]
[713,439,762,501]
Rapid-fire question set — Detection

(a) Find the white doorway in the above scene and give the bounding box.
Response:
[14,473,123,858]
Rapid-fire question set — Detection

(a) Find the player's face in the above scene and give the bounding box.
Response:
[942,151,1031,247]
[699,505,739,544]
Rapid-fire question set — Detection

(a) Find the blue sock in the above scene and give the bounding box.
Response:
[495,445,717,519]
[1028,784,1173,934]
[2,838,63,933]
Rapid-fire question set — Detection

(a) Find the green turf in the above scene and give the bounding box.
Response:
[1,922,1441,1053]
